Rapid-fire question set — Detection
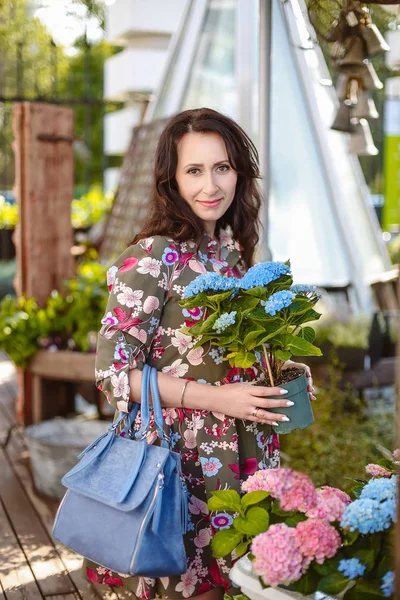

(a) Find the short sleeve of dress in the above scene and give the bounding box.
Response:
[95,235,180,411]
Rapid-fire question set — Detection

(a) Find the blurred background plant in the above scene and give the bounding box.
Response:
[0,196,18,229]
[71,185,114,229]
[0,254,108,366]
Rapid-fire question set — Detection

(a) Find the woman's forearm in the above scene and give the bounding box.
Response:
[128,367,219,411]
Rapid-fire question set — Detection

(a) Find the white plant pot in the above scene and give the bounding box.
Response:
[229,555,336,600]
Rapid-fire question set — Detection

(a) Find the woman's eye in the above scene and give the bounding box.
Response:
[187,169,200,175]
[217,165,230,172]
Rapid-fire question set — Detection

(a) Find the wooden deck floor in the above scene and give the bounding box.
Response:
[0,356,134,600]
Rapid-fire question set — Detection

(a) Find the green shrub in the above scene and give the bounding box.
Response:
[71,185,114,229]
[0,196,18,228]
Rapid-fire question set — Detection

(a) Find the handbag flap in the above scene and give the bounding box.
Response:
[62,435,169,512]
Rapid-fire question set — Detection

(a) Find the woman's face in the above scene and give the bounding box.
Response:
[175,131,238,237]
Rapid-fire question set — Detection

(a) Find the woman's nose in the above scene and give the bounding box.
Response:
[203,173,219,196]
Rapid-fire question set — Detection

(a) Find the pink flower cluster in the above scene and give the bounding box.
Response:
[242,468,317,513]
[306,486,351,522]
[251,518,341,586]
[252,523,307,587]
[295,518,341,564]
[365,464,391,478]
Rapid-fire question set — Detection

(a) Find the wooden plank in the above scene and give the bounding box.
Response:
[29,351,96,383]
[45,595,79,600]
[0,449,74,597]
[0,499,43,600]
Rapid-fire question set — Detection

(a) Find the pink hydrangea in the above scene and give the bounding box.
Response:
[251,523,308,587]
[306,486,351,522]
[295,518,341,564]
[393,449,400,460]
[365,464,392,478]
[242,468,317,513]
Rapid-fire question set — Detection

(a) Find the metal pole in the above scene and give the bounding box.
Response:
[257,0,273,262]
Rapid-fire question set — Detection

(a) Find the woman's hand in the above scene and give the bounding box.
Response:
[282,360,316,402]
[213,382,294,426]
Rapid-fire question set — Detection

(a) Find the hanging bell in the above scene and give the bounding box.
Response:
[359,23,390,58]
[326,16,350,42]
[359,62,384,90]
[331,101,354,133]
[335,73,350,100]
[352,91,379,120]
[347,79,359,105]
[336,36,366,68]
[349,119,378,155]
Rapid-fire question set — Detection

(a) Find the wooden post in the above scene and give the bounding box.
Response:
[12,102,75,306]
[12,103,75,423]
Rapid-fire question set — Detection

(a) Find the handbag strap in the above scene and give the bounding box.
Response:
[122,363,151,436]
[149,366,170,448]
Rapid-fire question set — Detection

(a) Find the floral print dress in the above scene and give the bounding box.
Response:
[84,226,280,598]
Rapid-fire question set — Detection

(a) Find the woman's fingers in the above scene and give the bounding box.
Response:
[248,408,289,425]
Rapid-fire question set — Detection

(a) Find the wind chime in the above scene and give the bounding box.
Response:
[328,0,390,155]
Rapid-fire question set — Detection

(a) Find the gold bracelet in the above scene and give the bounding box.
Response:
[180,380,190,408]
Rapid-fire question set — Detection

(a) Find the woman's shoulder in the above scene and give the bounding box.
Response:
[112,235,181,269]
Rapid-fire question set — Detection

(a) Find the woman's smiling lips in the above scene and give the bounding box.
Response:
[196,198,223,208]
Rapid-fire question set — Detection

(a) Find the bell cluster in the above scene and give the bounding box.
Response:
[328,0,390,155]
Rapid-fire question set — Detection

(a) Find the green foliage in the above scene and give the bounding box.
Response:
[179,265,322,384]
[0,257,109,366]
[0,197,18,228]
[387,235,400,265]
[314,314,372,350]
[280,365,395,491]
[71,186,114,228]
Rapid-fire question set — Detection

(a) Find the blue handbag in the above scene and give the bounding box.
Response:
[52,364,188,577]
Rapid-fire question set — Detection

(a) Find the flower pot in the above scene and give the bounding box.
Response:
[265,371,314,434]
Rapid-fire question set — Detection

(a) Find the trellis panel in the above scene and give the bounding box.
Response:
[100,117,169,262]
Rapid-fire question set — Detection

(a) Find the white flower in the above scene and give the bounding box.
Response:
[194,528,212,548]
[171,330,194,355]
[187,347,204,366]
[137,257,162,277]
[117,287,143,308]
[106,265,118,288]
[175,569,198,598]
[163,408,177,425]
[128,326,147,344]
[192,414,205,430]
[162,359,189,378]
[110,371,130,400]
[183,429,197,449]
[189,495,209,516]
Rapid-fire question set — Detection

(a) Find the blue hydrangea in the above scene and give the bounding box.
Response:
[212,311,237,334]
[340,498,393,533]
[338,558,366,579]
[381,571,394,597]
[360,476,397,503]
[264,290,295,316]
[238,261,291,290]
[183,273,237,298]
[291,284,321,298]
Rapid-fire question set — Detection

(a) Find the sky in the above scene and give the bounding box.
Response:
[32,0,114,50]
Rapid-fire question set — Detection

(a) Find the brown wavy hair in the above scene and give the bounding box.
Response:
[131,107,263,269]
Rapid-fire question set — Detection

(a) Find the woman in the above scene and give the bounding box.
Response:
[85,108,315,599]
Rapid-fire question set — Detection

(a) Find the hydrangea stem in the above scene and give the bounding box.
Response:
[262,343,275,387]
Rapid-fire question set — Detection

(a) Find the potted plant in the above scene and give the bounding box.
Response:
[179,261,322,433]
[208,451,397,598]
